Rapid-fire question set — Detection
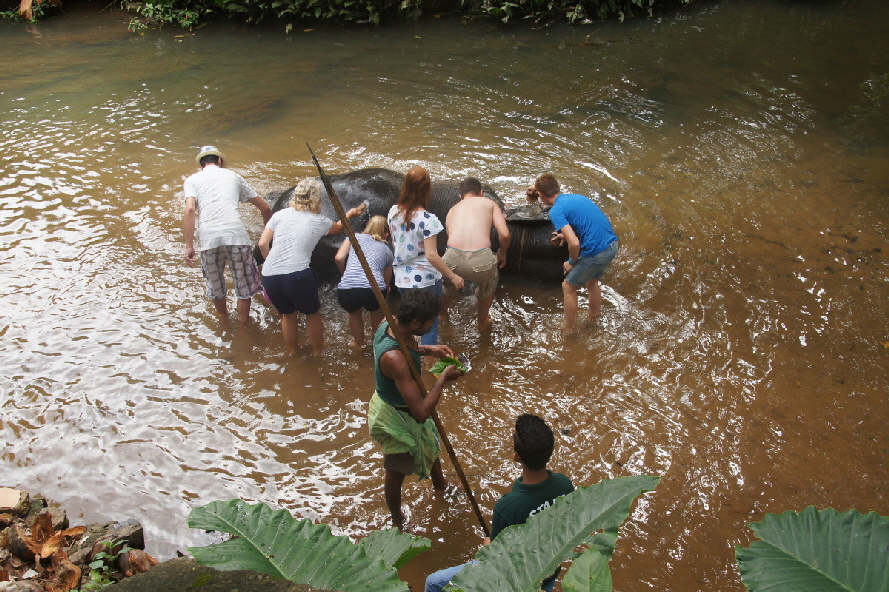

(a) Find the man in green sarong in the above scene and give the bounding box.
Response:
[369,289,464,528]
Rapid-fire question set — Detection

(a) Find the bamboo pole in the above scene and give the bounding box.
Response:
[307,145,490,537]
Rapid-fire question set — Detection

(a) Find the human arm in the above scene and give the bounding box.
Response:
[561,224,580,274]
[328,203,368,235]
[334,238,351,274]
[248,196,272,225]
[184,196,197,267]
[383,265,393,290]
[424,235,464,290]
[419,343,455,359]
[381,350,463,423]
[561,225,579,275]
[258,227,274,259]
[492,205,511,269]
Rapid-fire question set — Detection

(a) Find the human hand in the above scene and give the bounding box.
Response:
[423,344,455,359]
[563,260,574,275]
[450,274,465,291]
[496,250,507,269]
[184,246,196,267]
[550,231,565,247]
[440,364,464,381]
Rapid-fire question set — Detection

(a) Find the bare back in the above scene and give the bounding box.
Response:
[445,194,506,251]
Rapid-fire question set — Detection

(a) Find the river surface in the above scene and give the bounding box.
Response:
[2,1,888,590]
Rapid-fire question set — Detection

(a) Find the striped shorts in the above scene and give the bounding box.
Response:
[200,245,262,300]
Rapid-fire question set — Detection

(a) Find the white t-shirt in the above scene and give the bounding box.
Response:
[183,165,258,250]
[261,208,334,277]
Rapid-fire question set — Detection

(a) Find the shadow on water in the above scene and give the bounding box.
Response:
[1,1,888,591]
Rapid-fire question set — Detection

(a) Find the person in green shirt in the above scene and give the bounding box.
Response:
[368,289,464,528]
[424,413,574,592]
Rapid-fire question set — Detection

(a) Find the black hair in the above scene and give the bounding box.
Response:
[199,154,220,167]
[396,288,441,325]
[458,177,483,197]
[513,413,554,471]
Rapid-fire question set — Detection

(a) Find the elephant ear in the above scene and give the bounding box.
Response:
[188,499,419,592]
[735,506,889,592]
[446,475,659,592]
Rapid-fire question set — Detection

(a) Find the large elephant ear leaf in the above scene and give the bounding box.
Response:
[562,548,612,592]
[447,475,659,592]
[187,499,410,592]
[735,506,889,592]
[360,528,431,570]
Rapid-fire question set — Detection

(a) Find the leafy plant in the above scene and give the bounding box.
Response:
[735,506,889,592]
[188,475,659,592]
[0,0,58,22]
[81,538,127,591]
[445,475,658,591]
[126,0,209,31]
[429,356,465,376]
[187,499,426,591]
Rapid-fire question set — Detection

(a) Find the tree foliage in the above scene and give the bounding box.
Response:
[118,0,694,30]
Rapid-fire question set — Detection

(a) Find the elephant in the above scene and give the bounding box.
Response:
[255,167,568,284]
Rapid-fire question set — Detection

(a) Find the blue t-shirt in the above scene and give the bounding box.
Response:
[549,193,617,258]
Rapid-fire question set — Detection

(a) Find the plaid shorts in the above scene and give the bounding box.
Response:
[200,245,262,300]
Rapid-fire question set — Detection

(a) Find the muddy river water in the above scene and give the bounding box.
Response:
[1,1,888,590]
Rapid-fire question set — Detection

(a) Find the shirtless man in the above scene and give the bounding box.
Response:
[442,177,511,331]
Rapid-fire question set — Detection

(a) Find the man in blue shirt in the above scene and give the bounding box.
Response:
[530,174,618,330]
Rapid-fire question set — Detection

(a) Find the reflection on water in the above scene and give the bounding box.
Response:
[1,1,888,590]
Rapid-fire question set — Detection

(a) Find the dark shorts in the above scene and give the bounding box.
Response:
[262,268,320,315]
[337,287,386,313]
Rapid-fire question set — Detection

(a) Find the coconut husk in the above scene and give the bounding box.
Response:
[43,549,81,592]
[6,524,40,561]
[118,548,158,577]
[40,526,87,558]
[19,0,32,20]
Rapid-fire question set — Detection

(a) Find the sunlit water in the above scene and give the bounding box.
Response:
[1,1,888,590]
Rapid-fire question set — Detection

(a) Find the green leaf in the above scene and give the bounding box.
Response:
[429,357,465,376]
[447,475,659,592]
[562,549,612,592]
[735,506,889,592]
[360,528,431,570]
[187,499,410,592]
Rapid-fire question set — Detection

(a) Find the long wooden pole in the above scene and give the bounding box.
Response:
[307,144,490,537]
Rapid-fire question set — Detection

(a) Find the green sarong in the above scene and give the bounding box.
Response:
[368,391,441,480]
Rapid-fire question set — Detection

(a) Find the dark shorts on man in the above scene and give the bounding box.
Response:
[262,268,320,315]
[337,287,386,313]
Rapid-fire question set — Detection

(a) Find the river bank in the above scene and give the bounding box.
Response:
[0,486,323,591]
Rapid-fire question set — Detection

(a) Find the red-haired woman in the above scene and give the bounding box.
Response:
[387,166,464,345]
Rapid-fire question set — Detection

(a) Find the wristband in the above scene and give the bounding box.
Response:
[568,257,577,266]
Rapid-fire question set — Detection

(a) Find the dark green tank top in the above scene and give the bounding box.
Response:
[373,321,421,407]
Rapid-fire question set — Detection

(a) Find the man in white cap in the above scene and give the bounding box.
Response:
[183,146,271,322]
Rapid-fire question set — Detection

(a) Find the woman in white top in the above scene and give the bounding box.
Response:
[258,178,365,355]
[388,166,463,346]
[335,215,394,349]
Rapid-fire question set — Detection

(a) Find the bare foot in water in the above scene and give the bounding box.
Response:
[477,315,492,333]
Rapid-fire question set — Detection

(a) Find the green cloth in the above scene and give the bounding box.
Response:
[368,391,440,480]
